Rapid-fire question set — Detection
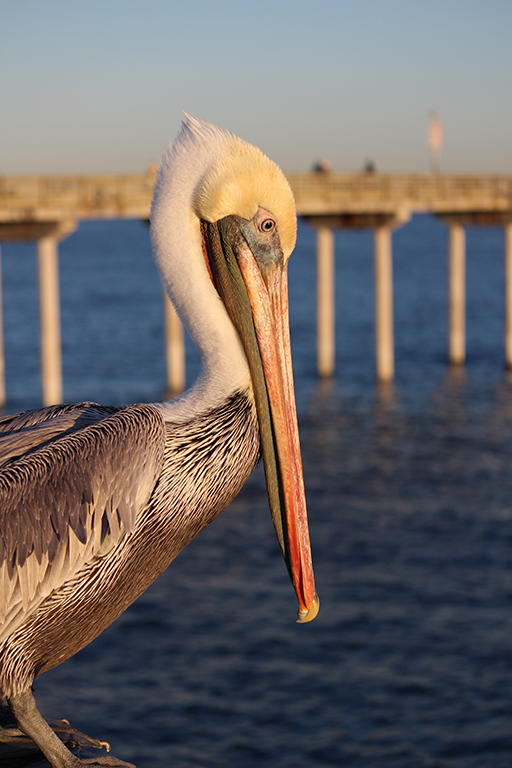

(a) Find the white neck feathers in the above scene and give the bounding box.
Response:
[150,117,250,422]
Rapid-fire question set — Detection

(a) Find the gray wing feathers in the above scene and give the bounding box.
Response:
[0,403,165,627]
[0,402,117,467]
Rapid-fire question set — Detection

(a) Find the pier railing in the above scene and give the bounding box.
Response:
[0,173,156,221]
[1,171,512,406]
[2,172,512,220]
[290,173,512,213]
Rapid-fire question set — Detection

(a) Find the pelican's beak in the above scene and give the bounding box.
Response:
[202,214,319,623]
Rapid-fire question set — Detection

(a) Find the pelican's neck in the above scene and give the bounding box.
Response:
[150,118,251,424]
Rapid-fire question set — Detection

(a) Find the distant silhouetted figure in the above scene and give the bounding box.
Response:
[312,159,332,174]
[428,110,443,173]
[363,159,376,174]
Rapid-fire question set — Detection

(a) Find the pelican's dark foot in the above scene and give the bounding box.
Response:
[7,690,135,768]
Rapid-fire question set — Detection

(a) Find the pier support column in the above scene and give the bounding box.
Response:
[303,211,408,384]
[164,293,185,395]
[0,247,5,409]
[448,223,466,365]
[38,236,63,406]
[0,221,75,407]
[505,223,512,368]
[374,224,394,382]
[316,226,335,377]
[440,211,512,369]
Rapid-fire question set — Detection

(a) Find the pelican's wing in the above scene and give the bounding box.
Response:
[0,402,118,466]
[0,403,165,633]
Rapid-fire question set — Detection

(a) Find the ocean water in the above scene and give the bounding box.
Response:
[2,214,512,767]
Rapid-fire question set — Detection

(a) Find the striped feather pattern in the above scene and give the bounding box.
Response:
[0,390,259,698]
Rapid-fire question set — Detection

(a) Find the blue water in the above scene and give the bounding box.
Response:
[2,215,512,767]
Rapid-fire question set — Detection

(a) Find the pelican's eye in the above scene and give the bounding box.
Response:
[259,218,276,233]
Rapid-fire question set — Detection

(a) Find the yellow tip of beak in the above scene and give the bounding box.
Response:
[296,592,320,623]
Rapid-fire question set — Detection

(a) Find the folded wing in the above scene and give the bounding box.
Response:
[0,402,165,638]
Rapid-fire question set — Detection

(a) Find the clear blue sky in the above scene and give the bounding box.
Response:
[1,0,511,174]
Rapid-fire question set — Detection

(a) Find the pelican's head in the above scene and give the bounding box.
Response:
[153,116,318,623]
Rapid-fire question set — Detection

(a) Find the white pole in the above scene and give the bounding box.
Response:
[0,246,5,408]
[374,225,394,381]
[316,226,335,377]
[38,236,63,405]
[505,223,512,368]
[449,223,466,365]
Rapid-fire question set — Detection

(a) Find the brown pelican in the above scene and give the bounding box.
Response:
[0,116,319,767]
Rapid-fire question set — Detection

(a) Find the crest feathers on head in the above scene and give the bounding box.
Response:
[180,116,297,260]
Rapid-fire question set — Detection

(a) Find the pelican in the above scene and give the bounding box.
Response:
[0,116,319,767]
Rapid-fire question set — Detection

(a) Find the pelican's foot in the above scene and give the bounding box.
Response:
[7,689,136,768]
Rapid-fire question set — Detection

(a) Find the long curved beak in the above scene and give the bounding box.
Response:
[202,217,319,623]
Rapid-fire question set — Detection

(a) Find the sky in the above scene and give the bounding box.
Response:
[1,0,511,175]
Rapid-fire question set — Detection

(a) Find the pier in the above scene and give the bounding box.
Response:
[0,171,511,405]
